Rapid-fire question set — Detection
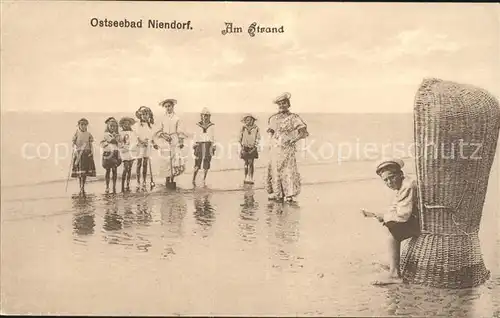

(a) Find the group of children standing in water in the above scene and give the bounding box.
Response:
[70,100,261,194]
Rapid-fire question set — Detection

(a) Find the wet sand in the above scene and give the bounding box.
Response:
[1,162,499,316]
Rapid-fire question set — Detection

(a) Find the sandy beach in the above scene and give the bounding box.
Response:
[1,160,498,316]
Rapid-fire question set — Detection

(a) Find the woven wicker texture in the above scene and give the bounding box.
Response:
[402,78,500,288]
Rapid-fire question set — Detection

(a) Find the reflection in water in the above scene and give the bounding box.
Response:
[265,202,302,271]
[161,193,188,238]
[160,193,188,259]
[134,197,153,252]
[239,189,259,243]
[100,195,153,251]
[193,191,215,233]
[101,195,125,246]
[122,197,135,228]
[266,202,300,244]
[136,198,153,226]
[103,195,123,232]
[71,194,96,237]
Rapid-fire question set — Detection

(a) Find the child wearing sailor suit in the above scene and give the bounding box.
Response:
[192,107,216,186]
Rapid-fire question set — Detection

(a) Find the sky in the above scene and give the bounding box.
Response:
[1,2,499,113]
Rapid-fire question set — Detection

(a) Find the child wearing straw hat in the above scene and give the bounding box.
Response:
[192,107,216,186]
[100,117,122,193]
[119,116,137,192]
[360,158,420,285]
[239,113,261,184]
[71,118,96,194]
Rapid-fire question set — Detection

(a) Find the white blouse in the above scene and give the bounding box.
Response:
[156,113,187,145]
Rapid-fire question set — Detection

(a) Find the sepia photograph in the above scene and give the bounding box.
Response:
[1,1,499,316]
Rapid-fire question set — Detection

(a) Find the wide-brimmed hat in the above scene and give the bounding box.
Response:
[159,99,177,108]
[201,107,211,115]
[105,117,118,125]
[119,117,136,126]
[273,92,291,104]
[241,113,257,122]
[77,118,89,125]
[375,158,405,175]
[135,106,152,119]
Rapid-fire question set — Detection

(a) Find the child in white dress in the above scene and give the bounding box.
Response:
[134,106,158,190]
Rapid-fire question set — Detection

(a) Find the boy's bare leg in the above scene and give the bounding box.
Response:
[388,233,401,278]
[192,167,199,185]
[372,231,403,285]
[248,158,255,182]
[127,169,131,189]
[81,176,86,192]
[203,169,209,185]
[244,159,249,181]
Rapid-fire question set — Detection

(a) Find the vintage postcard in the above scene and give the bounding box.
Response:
[1,1,499,316]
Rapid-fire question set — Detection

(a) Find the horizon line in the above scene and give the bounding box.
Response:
[0,110,414,114]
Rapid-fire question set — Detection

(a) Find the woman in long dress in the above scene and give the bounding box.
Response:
[266,92,309,202]
[155,98,187,187]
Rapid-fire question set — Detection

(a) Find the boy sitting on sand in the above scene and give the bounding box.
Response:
[361,158,420,285]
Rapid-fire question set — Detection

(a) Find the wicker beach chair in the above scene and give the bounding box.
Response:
[401,78,500,288]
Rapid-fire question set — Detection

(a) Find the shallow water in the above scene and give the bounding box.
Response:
[2,179,498,316]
